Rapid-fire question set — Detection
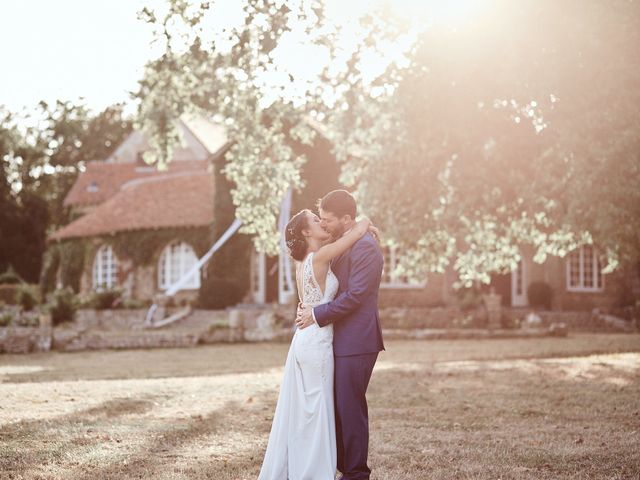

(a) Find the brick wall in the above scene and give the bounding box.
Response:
[379,271,451,308]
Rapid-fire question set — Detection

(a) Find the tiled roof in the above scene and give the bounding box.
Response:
[50,172,214,241]
[64,159,208,207]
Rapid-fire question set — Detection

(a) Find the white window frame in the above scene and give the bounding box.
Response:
[381,245,426,289]
[92,244,119,291]
[158,241,201,291]
[278,250,296,305]
[251,249,266,304]
[566,246,604,292]
[511,257,528,306]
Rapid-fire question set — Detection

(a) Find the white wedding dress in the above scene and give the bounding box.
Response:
[258,252,338,480]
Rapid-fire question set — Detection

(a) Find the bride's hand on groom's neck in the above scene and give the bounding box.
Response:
[368,225,381,242]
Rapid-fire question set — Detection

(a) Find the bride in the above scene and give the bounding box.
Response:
[258,209,375,480]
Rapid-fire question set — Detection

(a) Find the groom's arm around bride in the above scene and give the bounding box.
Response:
[312,234,385,354]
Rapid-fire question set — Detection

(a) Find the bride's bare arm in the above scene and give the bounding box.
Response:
[313,217,371,266]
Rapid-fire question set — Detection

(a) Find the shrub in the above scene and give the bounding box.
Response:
[15,315,40,327]
[48,288,77,325]
[455,286,483,311]
[122,298,146,309]
[527,281,553,310]
[0,265,24,285]
[16,284,39,312]
[197,276,249,309]
[0,285,19,304]
[85,288,124,310]
[0,312,12,327]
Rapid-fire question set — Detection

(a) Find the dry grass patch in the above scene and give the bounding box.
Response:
[1,333,639,479]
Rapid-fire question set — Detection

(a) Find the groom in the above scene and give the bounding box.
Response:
[296,189,385,480]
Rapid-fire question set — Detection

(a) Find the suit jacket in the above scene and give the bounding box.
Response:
[314,232,385,356]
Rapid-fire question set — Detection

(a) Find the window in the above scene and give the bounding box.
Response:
[158,242,201,290]
[381,246,426,289]
[566,245,604,292]
[251,249,266,304]
[92,245,118,290]
[514,259,524,296]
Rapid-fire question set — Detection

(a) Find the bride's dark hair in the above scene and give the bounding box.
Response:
[285,209,311,261]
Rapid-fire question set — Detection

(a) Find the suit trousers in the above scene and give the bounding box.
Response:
[334,352,378,480]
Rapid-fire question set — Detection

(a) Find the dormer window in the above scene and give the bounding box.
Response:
[87,181,99,193]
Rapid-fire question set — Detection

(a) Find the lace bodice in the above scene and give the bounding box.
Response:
[299,252,339,307]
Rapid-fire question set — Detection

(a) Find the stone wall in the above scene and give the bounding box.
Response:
[52,308,276,351]
[536,310,636,332]
[0,315,52,354]
[75,308,148,330]
[380,306,466,329]
[378,271,454,308]
[227,304,294,342]
[2,304,637,354]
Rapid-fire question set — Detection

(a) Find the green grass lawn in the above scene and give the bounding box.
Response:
[1,333,639,479]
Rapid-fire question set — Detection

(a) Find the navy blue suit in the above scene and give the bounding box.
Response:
[314,232,385,480]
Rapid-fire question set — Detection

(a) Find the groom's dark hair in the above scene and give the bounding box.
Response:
[317,190,357,219]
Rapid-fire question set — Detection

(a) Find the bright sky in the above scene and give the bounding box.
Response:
[0,0,483,116]
[0,0,161,114]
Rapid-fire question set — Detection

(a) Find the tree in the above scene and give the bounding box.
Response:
[139,0,640,284]
[136,0,328,254]
[0,108,27,278]
[27,101,132,228]
[0,101,132,282]
[326,0,640,283]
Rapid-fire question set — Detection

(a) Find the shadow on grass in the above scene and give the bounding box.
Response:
[366,358,640,479]
[1,390,274,480]
[0,396,159,476]
[70,396,270,480]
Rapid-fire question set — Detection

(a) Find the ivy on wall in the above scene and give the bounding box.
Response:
[39,247,60,295]
[108,227,212,266]
[59,241,87,292]
[42,227,212,296]
[199,152,251,309]
[41,240,87,295]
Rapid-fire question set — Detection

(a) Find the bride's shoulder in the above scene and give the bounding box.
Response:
[298,252,315,271]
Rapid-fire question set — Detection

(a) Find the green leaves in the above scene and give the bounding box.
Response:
[137,0,319,253]
[330,0,640,281]
[137,0,640,281]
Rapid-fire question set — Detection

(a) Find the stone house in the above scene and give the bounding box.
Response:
[47,118,637,312]
[47,117,343,309]
[487,246,638,311]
